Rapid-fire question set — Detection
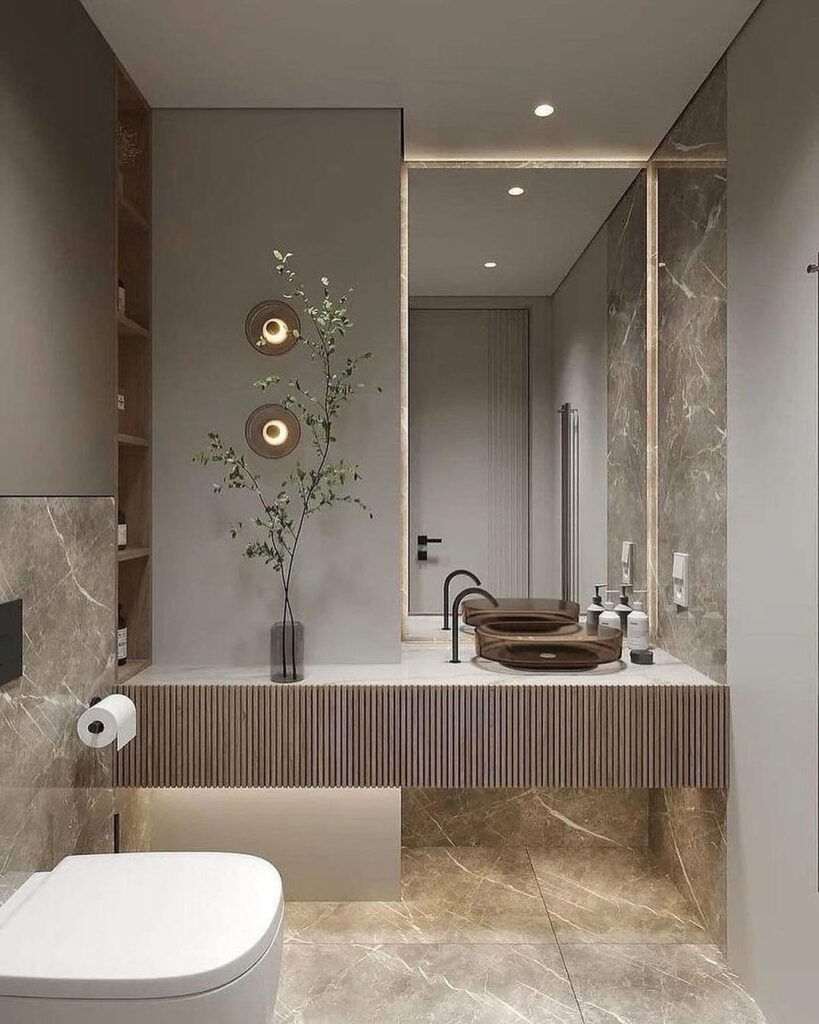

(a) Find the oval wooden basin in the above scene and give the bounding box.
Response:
[475,620,622,670]
[461,597,579,629]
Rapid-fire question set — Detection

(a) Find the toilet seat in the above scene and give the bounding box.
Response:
[0,852,283,1007]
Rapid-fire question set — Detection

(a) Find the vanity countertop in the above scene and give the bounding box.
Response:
[130,642,718,688]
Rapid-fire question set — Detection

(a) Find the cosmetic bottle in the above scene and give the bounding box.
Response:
[627,597,650,652]
[614,586,633,632]
[599,598,620,631]
[585,584,605,630]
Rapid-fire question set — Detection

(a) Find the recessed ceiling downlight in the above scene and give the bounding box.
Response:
[534,103,555,118]
[507,186,525,196]
[484,261,497,269]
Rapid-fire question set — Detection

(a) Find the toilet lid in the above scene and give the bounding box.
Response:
[0,852,283,1000]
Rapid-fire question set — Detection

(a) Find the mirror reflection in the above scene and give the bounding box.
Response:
[407,166,645,654]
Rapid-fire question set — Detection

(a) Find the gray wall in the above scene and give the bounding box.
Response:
[550,230,609,605]
[153,109,402,665]
[727,0,819,1019]
[0,0,114,496]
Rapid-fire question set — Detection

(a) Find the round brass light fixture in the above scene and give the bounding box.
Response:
[245,404,301,459]
[244,300,300,355]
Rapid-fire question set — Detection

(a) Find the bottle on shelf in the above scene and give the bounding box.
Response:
[117,278,126,315]
[614,585,633,632]
[117,507,127,549]
[585,583,606,630]
[117,604,128,666]
[599,595,621,631]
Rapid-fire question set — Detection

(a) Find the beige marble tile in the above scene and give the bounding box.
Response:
[530,848,707,944]
[402,788,648,849]
[649,788,727,949]
[286,847,555,945]
[562,944,767,1024]
[275,943,582,1023]
[0,498,115,873]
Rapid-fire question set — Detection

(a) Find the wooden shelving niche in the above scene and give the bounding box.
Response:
[115,65,152,680]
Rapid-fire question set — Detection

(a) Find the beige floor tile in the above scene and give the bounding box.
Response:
[286,847,555,945]
[529,847,708,944]
[275,943,582,1023]
[561,944,768,1024]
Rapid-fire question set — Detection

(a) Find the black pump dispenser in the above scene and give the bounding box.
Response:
[586,583,606,629]
[614,586,632,632]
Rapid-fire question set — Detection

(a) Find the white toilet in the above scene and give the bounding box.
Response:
[0,851,284,1024]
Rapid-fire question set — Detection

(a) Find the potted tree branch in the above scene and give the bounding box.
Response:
[195,251,377,681]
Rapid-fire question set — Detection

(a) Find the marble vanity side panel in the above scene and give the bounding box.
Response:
[656,164,727,682]
[0,497,115,873]
[402,788,649,849]
[607,173,648,592]
[649,788,727,950]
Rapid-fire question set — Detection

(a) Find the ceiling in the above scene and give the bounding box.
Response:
[410,167,636,296]
[81,0,757,160]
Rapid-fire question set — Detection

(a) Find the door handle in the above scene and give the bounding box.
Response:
[417,534,442,561]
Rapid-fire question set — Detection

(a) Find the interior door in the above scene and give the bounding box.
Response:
[409,308,529,615]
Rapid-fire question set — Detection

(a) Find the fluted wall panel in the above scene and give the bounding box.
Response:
[114,682,727,790]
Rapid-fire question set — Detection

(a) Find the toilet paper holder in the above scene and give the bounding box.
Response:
[86,696,105,735]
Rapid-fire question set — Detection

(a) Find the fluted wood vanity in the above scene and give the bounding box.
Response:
[113,649,727,790]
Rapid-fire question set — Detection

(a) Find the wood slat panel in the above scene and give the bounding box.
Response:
[113,682,729,789]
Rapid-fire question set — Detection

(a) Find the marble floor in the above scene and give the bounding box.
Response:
[279,846,766,1023]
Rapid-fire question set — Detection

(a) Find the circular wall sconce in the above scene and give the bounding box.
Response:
[245,404,301,459]
[245,300,300,355]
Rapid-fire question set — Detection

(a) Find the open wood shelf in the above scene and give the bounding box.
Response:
[115,63,152,677]
[116,659,150,684]
[117,312,149,338]
[118,193,149,232]
[117,432,150,448]
[117,546,150,563]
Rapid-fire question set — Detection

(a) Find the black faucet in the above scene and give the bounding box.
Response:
[450,587,498,663]
[442,569,481,629]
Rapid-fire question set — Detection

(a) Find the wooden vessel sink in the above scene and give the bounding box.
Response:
[474,620,622,670]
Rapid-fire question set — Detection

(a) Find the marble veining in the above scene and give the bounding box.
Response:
[650,787,727,949]
[0,497,115,876]
[279,846,765,1023]
[402,788,649,849]
[655,61,727,684]
[607,172,648,593]
[654,59,727,164]
[562,943,765,1024]
[530,847,707,945]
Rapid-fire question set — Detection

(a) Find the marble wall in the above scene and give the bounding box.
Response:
[0,497,115,874]
[655,62,728,684]
[402,789,649,849]
[607,172,648,593]
[649,787,727,950]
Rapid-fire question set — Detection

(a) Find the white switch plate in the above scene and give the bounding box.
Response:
[672,552,689,608]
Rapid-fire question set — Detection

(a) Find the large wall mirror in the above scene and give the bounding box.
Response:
[405,164,647,641]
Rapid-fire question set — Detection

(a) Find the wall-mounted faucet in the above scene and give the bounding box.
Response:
[442,569,481,629]
[450,587,498,663]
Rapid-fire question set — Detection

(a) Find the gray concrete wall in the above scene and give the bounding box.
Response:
[0,0,115,495]
[152,109,402,665]
[727,0,819,1018]
[550,230,609,606]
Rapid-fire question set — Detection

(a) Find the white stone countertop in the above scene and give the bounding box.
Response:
[129,640,719,687]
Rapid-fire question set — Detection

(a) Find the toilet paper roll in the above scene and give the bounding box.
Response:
[77,694,137,751]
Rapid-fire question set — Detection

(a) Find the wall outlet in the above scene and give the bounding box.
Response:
[0,599,23,686]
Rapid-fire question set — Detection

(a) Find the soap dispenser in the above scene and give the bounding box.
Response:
[614,586,632,632]
[599,593,621,631]
[586,584,606,630]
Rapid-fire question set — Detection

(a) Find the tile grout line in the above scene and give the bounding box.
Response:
[526,846,588,1024]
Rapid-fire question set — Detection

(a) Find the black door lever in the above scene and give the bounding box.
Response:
[417,534,442,561]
